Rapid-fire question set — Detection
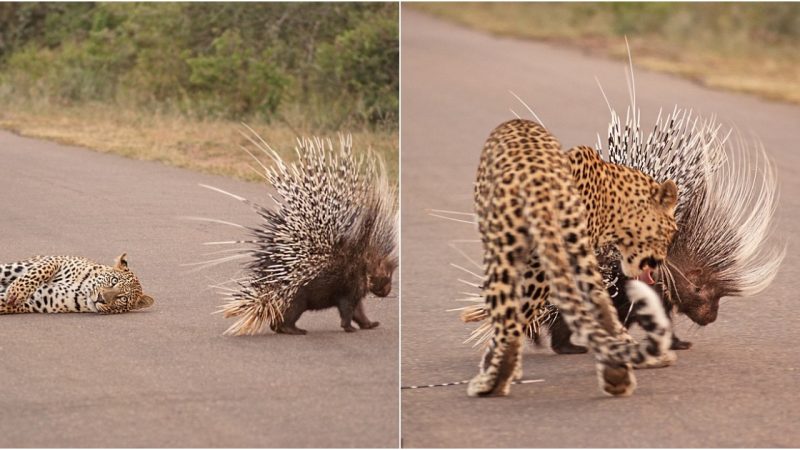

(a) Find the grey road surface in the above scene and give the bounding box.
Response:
[401,10,800,448]
[0,131,398,447]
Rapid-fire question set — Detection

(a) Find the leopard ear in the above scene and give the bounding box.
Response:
[132,294,154,310]
[114,253,129,271]
[655,180,678,209]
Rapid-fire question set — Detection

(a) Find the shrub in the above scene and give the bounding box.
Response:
[186,30,290,118]
[314,11,399,127]
[0,3,398,128]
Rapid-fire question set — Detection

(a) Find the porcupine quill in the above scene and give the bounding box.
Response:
[194,127,398,336]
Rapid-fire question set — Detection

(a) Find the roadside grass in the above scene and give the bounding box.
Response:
[412,3,800,105]
[0,3,398,185]
[0,99,398,183]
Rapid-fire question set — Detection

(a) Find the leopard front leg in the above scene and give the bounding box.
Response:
[532,187,637,397]
[0,295,33,314]
[625,280,676,369]
[583,283,676,371]
[564,248,631,344]
[467,229,526,397]
[4,257,59,307]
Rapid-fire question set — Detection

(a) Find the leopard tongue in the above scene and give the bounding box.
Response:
[637,269,655,285]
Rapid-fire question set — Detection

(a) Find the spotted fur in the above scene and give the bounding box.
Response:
[467,119,678,397]
[0,253,153,314]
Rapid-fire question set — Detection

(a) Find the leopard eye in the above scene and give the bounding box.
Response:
[110,276,119,285]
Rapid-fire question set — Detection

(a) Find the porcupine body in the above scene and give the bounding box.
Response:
[459,95,783,353]
[206,132,397,336]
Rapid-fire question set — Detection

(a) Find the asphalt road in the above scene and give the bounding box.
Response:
[400,10,800,448]
[0,131,398,447]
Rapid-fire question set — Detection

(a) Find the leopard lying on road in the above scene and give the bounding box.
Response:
[0,253,153,314]
[468,119,678,397]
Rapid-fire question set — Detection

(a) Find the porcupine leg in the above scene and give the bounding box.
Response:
[274,297,308,335]
[338,297,358,333]
[550,256,632,354]
[353,300,379,329]
[672,335,692,350]
[518,251,588,354]
[549,313,588,354]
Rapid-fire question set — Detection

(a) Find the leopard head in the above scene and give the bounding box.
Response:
[614,176,679,284]
[92,253,154,314]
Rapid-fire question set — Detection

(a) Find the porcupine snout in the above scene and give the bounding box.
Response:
[370,277,392,297]
[368,257,396,297]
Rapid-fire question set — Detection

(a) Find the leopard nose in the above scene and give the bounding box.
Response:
[639,257,662,270]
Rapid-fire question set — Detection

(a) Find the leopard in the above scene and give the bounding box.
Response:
[468,119,679,397]
[0,253,154,314]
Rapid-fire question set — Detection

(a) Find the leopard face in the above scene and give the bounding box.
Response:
[566,146,678,282]
[90,254,154,314]
[611,174,679,281]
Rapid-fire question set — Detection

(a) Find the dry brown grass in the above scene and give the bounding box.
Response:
[0,100,398,183]
[412,3,800,105]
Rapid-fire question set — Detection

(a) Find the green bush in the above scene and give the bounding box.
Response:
[186,30,290,118]
[3,27,135,103]
[314,13,399,127]
[0,3,398,129]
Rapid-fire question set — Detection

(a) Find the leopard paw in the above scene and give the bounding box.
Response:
[633,350,676,369]
[511,361,523,382]
[467,372,507,397]
[618,330,636,344]
[5,290,20,306]
[598,362,637,397]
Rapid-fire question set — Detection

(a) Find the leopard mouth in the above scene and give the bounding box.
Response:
[88,291,109,313]
[637,267,656,285]
[635,257,662,285]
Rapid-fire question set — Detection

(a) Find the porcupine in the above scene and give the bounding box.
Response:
[199,130,398,336]
[455,85,783,353]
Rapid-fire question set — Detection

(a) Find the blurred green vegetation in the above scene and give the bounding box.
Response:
[414,2,800,104]
[0,2,399,129]
[414,3,800,49]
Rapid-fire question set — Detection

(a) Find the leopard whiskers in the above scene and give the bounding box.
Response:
[660,262,681,306]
